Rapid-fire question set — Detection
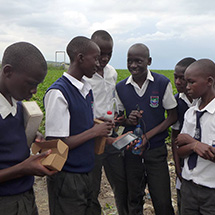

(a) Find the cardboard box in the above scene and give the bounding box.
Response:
[31,139,69,171]
[94,119,107,155]
[22,101,43,147]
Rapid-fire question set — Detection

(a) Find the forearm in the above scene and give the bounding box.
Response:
[177,141,196,158]
[0,162,27,183]
[60,126,103,150]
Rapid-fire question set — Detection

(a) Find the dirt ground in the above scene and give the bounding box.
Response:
[34,144,178,215]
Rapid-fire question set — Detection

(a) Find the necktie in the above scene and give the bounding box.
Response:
[188,110,206,170]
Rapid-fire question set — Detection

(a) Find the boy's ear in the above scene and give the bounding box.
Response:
[77,53,84,63]
[208,76,214,86]
[147,57,152,66]
[2,64,13,78]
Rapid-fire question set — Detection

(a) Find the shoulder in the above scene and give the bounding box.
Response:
[151,71,170,82]
[116,77,128,87]
[105,64,117,78]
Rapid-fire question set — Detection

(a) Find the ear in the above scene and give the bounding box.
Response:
[208,76,214,86]
[77,53,84,63]
[2,64,13,78]
[147,57,152,66]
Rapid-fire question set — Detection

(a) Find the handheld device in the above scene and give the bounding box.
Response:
[112,133,138,150]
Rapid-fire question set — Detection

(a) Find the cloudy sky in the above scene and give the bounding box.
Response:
[0,0,214,69]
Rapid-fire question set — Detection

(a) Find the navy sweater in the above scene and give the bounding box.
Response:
[0,102,34,196]
[116,72,170,149]
[46,76,95,173]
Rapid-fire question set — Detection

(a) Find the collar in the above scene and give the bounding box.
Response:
[125,69,154,85]
[194,98,215,114]
[0,93,17,119]
[63,72,91,97]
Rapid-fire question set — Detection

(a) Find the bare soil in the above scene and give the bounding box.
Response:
[34,144,178,215]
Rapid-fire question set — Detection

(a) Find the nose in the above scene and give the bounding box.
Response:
[175,78,181,85]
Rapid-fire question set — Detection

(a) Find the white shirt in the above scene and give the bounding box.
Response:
[181,98,215,188]
[0,93,17,119]
[44,72,92,137]
[171,93,197,130]
[83,64,117,118]
[116,70,177,111]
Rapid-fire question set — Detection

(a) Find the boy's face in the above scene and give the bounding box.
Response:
[174,65,187,93]
[127,46,151,79]
[94,38,113,69]
[82,43,100,78]
[7,65,47,101]
[185,66,209,99]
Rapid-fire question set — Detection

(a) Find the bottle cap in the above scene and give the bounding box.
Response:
[136,124,141,128]
[107,111,113,115]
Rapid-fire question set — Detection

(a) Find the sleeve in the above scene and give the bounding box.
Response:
[115,90,125,112]
[162,82,177,110]
[44,89,70,137]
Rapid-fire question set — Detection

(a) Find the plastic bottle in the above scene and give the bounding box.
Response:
[105,110,114,136]
[132,124,143,155]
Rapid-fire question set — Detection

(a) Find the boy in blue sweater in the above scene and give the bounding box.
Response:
[116,43,177,215]
[44,36,112,215]
[171,57,196,214]
[0,42,56,215]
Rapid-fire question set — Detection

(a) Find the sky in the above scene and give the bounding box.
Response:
[0,0,215,70]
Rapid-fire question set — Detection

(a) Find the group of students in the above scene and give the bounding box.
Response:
[0,29,215,215]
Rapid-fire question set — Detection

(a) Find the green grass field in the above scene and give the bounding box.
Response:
[33,67,176,134]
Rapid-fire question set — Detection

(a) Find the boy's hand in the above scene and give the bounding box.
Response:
[21,150,57,176]
[194,142,215,161]
[93,122,112,137]
[34,131,45,143]
[128,110,143,126]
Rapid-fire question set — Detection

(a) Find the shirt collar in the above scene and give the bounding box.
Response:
[63,72,91,98]
[0,93,17,119]
[125,69,154,85]
[194,98,215,114]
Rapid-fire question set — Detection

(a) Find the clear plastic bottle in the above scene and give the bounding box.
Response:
[105,110,114,136]
[132,124,143,155]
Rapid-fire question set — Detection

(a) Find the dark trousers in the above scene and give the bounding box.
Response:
[91,144,128,215]
[47,171,93,215]
[0,189,38,215]
[125,144,175,215]
[181,179,215,215]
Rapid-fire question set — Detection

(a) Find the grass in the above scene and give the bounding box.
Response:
[32,68,175,135]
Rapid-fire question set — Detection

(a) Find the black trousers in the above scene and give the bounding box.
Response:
[181,179,215,215]
[47,171,93,215]
[125,144,175,215]
[0,189,38,215]
[91,144,128,215]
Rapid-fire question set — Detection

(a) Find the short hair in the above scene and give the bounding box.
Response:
[66,36,93,62]
[91,30,113,42]
[191,59,215,77]
[176,57,196,69]
[128,43,150,58]
[2,42,47,71]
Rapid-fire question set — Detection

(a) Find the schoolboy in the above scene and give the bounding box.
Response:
[116,43,177,215]
[176,59,215,214]
[171,57,196,214]
[83,30,128,215]
[0,42,56,215]
[44,36,112,215]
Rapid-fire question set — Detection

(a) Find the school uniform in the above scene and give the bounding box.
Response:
[116,70,177,215]
[0,94,37,215]
[44,73,95,215]
[180,98,215,215]
[172,93,196,214]
[83,64,128,215]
